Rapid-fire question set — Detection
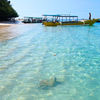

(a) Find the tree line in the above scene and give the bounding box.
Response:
[0,0,18,21]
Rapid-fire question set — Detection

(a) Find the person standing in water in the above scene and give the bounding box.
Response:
[89,12,91,20]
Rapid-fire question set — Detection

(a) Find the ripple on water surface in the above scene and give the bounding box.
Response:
[0,23,100,100]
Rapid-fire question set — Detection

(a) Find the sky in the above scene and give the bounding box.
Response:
[10,0,100,19]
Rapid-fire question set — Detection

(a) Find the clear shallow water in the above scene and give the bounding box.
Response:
[0,23,100,100]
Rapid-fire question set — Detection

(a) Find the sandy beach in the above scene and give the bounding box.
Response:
[0,23,16,28]
[0,23,13,26]
[0,22,28,42]
[0,21,22,27]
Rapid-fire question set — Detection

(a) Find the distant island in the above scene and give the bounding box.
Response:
[0,0,18,21]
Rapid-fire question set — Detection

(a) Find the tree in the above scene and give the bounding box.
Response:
[0,0,18,21]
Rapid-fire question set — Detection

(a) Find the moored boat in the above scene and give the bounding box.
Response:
[42,14,96,26]
[23,17,43,23]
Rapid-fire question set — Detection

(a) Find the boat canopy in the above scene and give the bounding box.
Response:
[43,14,78,17]
[24,17,42,19]
[43,14,78,22]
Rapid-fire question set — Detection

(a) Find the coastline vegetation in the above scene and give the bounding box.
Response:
[0,0,18,21]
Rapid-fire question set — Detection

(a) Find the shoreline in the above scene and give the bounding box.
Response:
[0,23,13,26]
[0,21,22,26]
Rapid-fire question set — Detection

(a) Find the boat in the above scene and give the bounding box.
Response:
[42,14,96,26]
[23,17,43,23]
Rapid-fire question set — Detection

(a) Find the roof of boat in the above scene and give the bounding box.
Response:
[24,17,42,19]
[43,14,78,17]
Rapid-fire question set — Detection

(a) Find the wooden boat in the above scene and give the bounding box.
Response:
[42,14,96,26]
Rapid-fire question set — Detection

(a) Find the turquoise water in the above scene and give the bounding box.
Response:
[0,23,100,100]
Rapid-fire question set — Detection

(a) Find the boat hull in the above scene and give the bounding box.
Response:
[42,22,60,26]
[43,19,96,26]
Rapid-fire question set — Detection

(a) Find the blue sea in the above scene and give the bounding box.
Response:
[0,23,100,100]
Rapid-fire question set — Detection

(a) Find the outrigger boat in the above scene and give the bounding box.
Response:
[42,14,96,26]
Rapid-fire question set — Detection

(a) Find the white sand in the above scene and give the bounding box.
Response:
[0,23,13,26]
[0,21,22,26]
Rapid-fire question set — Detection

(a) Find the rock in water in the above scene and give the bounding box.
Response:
[53,54,56,56]
[39,77,56,89]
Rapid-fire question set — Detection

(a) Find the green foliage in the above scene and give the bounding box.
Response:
[0,0,18,21]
